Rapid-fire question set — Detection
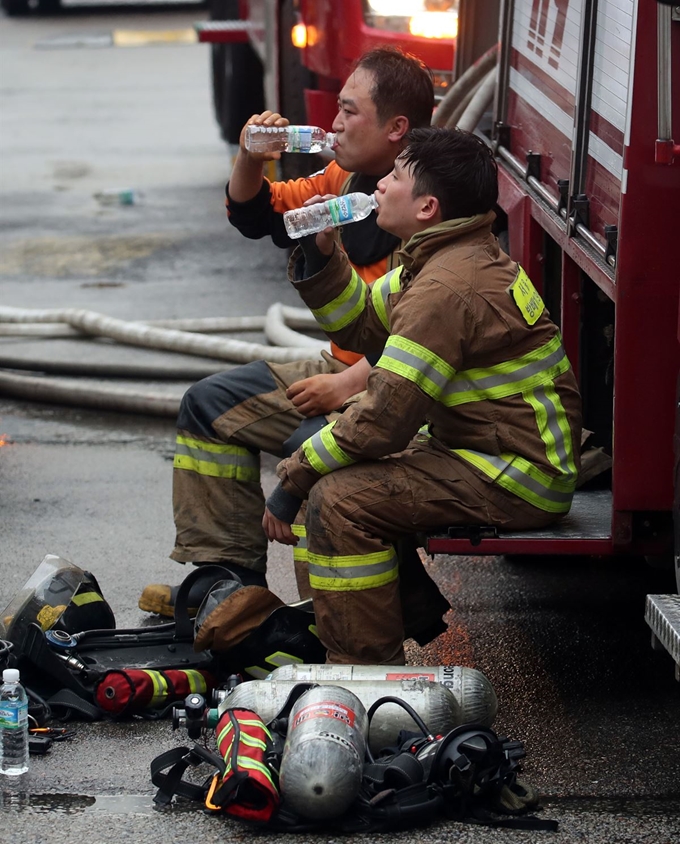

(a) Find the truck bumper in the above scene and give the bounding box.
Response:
[646,594,680,681]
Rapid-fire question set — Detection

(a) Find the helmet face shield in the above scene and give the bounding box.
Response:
[0,554,115,643]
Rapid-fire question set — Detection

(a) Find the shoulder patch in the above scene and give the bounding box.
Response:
[508,267,545,326]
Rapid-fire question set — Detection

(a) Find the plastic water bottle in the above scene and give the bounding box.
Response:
[0,669,29,776]
[93,188,144,206]
[284,192,379,239]
[245,124,336,154]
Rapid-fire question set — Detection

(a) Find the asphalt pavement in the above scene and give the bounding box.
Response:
[0,6,679,843]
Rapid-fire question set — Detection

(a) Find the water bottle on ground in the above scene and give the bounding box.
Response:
[93,188,144,206]
[284,192,379,239]
[0,669,29,776]
[245,124,336,154]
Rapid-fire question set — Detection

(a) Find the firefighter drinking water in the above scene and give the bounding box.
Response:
[262,127,582,664]
[139,48,451,645]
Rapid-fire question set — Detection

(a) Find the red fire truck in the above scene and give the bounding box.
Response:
[199,0,680,670]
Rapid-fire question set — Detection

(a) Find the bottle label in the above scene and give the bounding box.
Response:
[0,702,27,729]
[328,196,354,226]
[292,701,356,729]
[289,128,313,153]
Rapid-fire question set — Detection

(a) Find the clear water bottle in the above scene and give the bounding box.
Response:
[284,192,379,239]
[245,124,336,154]
[0,669,29,776]
[93,188,144,206]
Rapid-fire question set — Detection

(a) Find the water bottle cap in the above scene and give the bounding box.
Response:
[3,668,19,683]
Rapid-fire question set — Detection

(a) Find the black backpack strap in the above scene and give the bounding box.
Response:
[47,688,103,721]
[151,744,224,806]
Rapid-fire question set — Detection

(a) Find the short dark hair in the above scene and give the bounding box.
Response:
[354,47,434,130]
[399,127,499,220]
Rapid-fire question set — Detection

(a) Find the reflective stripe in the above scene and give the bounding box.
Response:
[302,420,355,476]
[443,335,569,406]
[71,592,104,606]
[311,268,367,332]
[522,385,578,480]
[246,650,306,680]
[377,335,456,401]
[183,670,207,695]
[371,266,403,331]
[291,524,308,564]
[174,435,259,482]
[143,670,168,707]
[454,449,575,513]
[308,548,399,592]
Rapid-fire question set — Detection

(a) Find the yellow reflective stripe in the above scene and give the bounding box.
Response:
[308,548,399,592]
[377,335,457,401]
[454,449,575,513]
[235,756,276,786]
[174,435,259,481]
[522,385,577,480]
[217,719,273,745]
[291,524,307,563]
[142,670,168,707]
[443,335,569,406]
[182,670,208,695]
[71,592,103,606]
[311,268,367,332]
[302,420,355,476]
[370,266,403,331]
[237,733,267,752]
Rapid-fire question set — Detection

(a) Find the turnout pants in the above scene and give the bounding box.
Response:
[304,433,559,664]
[170,359,451,641]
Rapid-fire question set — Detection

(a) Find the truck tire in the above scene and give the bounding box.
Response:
[210,0,265,145]
[1,0,30,15]
[278,0,317,181]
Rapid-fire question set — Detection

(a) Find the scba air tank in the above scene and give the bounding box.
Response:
[216,678,465,753]
[270,664,498,728]
[278,685,368,820]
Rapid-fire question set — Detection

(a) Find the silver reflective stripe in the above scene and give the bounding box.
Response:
[528,386,577,480]
[371,267,402,331]
[378,343,451,399]
[304,426,353,474]
[313,270,366,331]
[444,339,567,403]
[175,441,258,470]
[307,555,397,582]
[457,450,574,506]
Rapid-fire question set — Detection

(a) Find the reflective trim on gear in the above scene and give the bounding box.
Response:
[174,435,260,481]
[142,670,169,708]
[310,268,367,333]
[454,448,575,513]
[184,669,209,695]
[291,524,308,565]
[302,420,355,476]
[522,384,578,480]
[377,335,456,401]
[371,266,403,331]
[308,547,399,591]
[246,651,306,680]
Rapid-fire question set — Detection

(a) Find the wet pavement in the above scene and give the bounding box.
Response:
[1,6,680,843]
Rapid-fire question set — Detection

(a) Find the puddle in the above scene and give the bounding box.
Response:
[0,792,183,815]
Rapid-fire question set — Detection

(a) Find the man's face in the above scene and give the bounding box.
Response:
[374,157,425,242]
[331,68,400,176]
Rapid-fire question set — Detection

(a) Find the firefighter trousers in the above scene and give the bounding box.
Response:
[304,432,559,664]
[170,359,452,636]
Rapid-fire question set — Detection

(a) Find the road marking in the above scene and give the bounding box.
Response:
[112,29,198,47]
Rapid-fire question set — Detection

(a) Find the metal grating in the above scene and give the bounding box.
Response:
[645,594,680,670]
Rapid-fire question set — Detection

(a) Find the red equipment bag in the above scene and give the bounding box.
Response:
[95,668,215,716]
[204,708,280,822]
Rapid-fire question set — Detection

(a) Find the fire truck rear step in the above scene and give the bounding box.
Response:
[425,489,612,555]
[645,595,680,681]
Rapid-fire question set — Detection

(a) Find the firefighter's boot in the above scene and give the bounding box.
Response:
[138,563,267,618]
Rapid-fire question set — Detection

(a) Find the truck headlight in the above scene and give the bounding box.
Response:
[364,0,459,40]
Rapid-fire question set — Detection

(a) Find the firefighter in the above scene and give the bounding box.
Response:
[139,48,450,642]
[262,127,582,664]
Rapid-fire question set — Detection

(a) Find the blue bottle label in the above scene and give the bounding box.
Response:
[289,128,312,153]
[0,701,27,728]
[328,196,354,225]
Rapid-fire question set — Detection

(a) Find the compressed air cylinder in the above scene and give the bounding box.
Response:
[278,685,368,820]
[216,678,465,753]
[271,664,498,727]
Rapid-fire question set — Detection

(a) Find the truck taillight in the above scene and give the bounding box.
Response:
[364,0,459,40]
[291,23,307,49]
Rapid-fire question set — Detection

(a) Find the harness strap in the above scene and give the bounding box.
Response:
[151,744,223,806]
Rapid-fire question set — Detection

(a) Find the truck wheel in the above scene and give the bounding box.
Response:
[1,0,30,15]
[278,0,316,181]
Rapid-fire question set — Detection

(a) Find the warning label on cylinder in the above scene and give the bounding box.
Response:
[293,701,355,728]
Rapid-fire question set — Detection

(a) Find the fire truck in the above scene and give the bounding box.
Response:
[198,1,680,672]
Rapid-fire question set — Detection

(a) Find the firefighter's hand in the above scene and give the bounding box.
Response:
[302,194,337,255]
[240,111,289,160]
[288,359,370,416]
[262,507,298,545]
